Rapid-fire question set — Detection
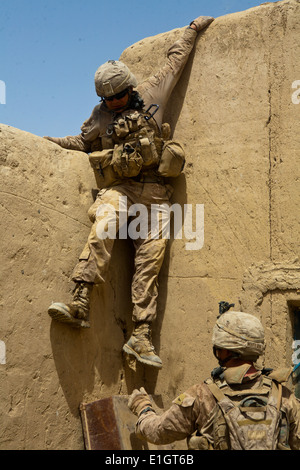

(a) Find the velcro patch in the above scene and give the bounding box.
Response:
[172,393,195,407]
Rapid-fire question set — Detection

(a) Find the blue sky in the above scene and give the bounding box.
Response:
[1,0,280,138]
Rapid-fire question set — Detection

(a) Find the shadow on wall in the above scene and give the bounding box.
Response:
[123,173,188,395]
[163,35,197,133]
[49,239,133,416]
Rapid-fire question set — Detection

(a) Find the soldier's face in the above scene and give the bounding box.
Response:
[215,348,231,362]
[104,90,130,112]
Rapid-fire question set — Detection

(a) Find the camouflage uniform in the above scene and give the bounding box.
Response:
[48,27,199,320]
[47,17,215,367]
[129,311,300,448]
[134,367,300,449]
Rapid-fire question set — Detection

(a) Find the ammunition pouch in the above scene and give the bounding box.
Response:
[111,142,143,178]
[112,111,161,171]
[89,108,186,188]
[138,128,161,169]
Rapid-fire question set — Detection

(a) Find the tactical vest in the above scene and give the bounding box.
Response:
[88,106,185,189]
[192,372,291,451]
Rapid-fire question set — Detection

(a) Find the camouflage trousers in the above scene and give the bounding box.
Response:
[72,180,171,323]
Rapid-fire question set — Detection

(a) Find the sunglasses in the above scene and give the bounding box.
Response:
[102,88,129,102]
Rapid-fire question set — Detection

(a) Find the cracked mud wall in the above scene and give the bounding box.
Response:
[121,0,300,389]
[0,0,299,449]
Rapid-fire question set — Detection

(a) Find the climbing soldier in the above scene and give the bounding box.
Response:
[128,307,300,450]
[46,16,215,369]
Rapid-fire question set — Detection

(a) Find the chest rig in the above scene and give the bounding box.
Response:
[103,105,163,178]
[89,105,185,188]
[189,368,292,451]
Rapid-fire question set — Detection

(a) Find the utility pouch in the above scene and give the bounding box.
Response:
[138,128,160,169]
[113,112,144,139]
[113,118,130,139]
[111,143,143,178]
[158,141,186,178]
[127,112,143,133]
[89,149,119,189]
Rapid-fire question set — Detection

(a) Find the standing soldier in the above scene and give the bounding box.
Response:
[46,16,214,369]
[128,309,300,449]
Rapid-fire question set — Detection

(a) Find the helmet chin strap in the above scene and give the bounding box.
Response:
[218,355,236,367]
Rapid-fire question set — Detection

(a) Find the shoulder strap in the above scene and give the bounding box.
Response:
[205,378,228,402]
[270,380,283,411]
[205,375,274,402]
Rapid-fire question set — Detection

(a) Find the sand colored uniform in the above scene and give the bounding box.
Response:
[49,27,198,323]
[47,17,215,367]
[135,367,300,450]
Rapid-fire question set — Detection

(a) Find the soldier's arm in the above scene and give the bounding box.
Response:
[135,384,215,446]
[286,392,300,450]
[137,16,214,127]
[43,104,102,153]
[136,403,196,445]
[44,133,91,152]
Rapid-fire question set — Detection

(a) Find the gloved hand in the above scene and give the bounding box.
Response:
[43,136,62,145]
[187,434,211,450]
[190,16,214,32]
[128,387,153,416]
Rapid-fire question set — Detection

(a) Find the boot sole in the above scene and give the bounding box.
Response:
[48,303,90,329]
[122,343,162,369]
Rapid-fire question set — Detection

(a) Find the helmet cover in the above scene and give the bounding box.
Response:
[212,311,265,358]
[94,60,138,98]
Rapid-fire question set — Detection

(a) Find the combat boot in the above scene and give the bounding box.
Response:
[123,322,162,369]
[48,282,93,328]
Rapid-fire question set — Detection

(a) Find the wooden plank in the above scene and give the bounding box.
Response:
[80,395,170,450]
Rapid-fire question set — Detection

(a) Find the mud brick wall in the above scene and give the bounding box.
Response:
[0,0,299,449]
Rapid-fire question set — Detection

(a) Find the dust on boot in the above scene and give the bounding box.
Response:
[48,282,93,328]
[123,322,162,369]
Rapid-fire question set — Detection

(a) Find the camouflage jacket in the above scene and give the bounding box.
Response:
[136,366,300,450]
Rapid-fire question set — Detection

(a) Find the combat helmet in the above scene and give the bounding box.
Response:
[94,60,138,98]
[212,303,265,360]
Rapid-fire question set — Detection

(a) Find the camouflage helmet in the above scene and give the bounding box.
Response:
[212,311,265,359]
[94,60,138,98]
